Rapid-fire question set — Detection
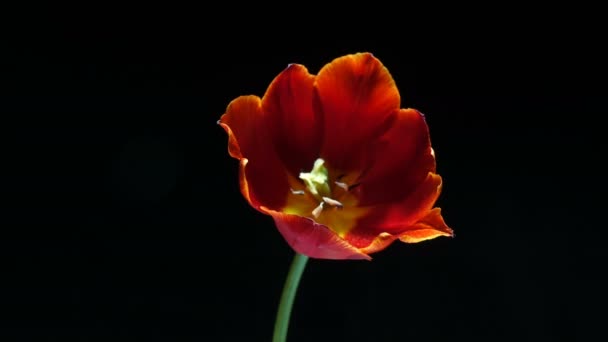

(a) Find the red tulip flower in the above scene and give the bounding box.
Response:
[219,53,453,260]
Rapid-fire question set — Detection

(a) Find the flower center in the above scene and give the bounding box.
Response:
[294,158,345,218]
[298,158,330,199]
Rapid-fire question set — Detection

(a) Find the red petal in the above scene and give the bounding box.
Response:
[218,95,261,160]
[355,208,453,254]
[359,232,398,255]
[218,96,290,211]
[315,53,400,172]
[356,108,436,206]
[262,64,321,176]
[344,172,443,248]
[263,208,371,260]
[399,208,454,243]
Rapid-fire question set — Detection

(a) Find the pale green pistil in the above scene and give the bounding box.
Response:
[297,158,344,218]
[299,158,331,199]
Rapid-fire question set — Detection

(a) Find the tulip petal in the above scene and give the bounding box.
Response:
[359,232,399,255]
[218,95,261,160]
[399,208,453,243]
[344,172,443,248]
[356,208,453,254]
[315,53,400,172]
[356,108,436,206]
[263,207,371,260]
[219,96,290,211]
[262,64,321,176]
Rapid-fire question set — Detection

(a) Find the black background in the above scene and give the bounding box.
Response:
[3,8,606,341]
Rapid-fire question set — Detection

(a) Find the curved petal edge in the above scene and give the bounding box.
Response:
[263,208,372,260]
[357,208,453,255]
[399,208,454,243]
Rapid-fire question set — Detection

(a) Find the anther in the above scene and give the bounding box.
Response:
[312,202,324,218]
[290,189,306,195]
[334,181,349,191]
[322,197,343,208]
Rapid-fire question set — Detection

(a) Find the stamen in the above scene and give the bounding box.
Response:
[334,181,349,191]
[322,197,343,208]
[290,189,306,195]
[312,202,324,218]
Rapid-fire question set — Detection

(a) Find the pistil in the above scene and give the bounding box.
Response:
[296,158,346,218]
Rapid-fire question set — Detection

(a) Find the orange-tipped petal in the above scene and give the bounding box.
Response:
[219,96,290,211]
[358,232,399,255]
[315,53,400,172]
[344,172,443,248]
[399,208,454,243]
[263,207,371,260]
[354,208,452,254]
[356,108,436,206]
[218,95,262,160]
[262,64,321,176]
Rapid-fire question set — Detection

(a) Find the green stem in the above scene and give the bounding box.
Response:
[272,253,309,342]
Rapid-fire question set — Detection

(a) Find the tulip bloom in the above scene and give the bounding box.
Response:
[219,53,453,260]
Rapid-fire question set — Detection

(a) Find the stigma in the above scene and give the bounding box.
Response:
[298,158,330,199]
[295,158,346,218]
